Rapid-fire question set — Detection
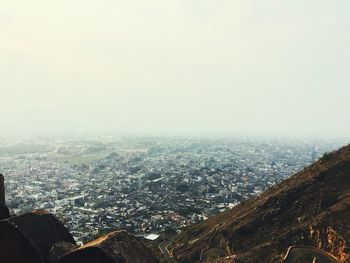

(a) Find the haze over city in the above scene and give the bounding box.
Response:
[1,1,350,137]
[1,2,350,262]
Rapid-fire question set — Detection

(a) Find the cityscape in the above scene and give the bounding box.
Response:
[0,135,343,244]
[1,1,349,261]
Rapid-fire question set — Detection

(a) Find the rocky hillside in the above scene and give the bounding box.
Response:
[0,209,158,263]
[171,145,350,262]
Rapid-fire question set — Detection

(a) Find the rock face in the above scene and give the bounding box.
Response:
[0,174,5,205]
[49,242,79,263]
[0,204,9,220]
[0,210,76,263]
[173,145,350,263]
[0,174,9,220]
[0,210,159,263]
[59,230,159,263]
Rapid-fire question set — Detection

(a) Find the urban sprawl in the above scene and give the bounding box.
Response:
[0,136,340,244]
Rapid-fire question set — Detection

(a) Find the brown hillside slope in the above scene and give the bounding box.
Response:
[172,145,350,263]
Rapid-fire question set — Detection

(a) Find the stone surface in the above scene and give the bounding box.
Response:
[0,210,76,263]
[59,230,159,263]
[0,174,10,220]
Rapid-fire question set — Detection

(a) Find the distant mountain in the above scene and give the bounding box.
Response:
[171,145,350,262]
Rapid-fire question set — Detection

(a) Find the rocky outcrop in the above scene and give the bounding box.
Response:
[59,230,159,263]
[173,145,350,262]
[0,210,159,263]
[0,210,76,263]
[0,174,9,220]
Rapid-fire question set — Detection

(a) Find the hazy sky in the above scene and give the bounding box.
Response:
[1,1,350,137]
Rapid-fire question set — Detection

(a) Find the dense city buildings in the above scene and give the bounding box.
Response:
[0,135,343,244]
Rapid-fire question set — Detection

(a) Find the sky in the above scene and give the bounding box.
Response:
[1,1,350,138]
